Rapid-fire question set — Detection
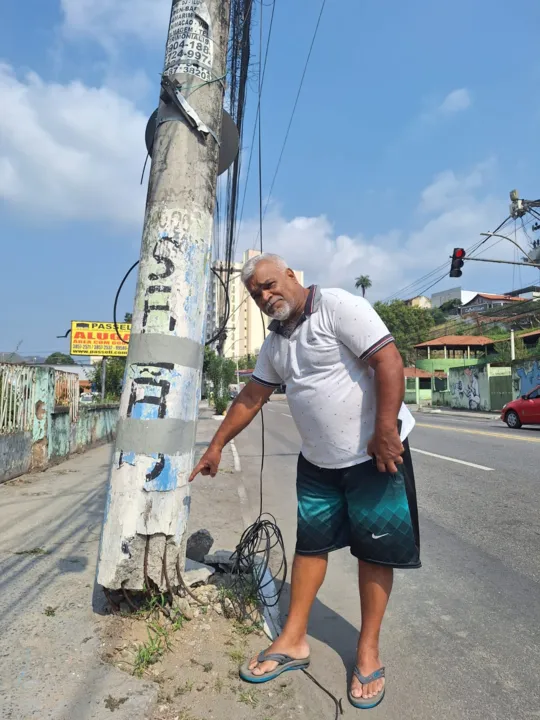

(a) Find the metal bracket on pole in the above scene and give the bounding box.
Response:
[160,76,220,144]
[464,257,540,269]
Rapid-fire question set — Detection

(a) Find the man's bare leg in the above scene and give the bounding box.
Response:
[248,553,327,675]
[351,560,393,699]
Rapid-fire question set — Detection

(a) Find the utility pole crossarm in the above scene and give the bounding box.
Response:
[97,0,232,592]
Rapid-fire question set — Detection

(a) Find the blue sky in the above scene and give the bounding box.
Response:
[1,0,540,357]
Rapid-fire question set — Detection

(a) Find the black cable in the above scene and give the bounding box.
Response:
[113,260,140,344]
[112,263,232,348]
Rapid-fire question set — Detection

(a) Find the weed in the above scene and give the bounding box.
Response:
[203,662,213,673]
[214,676,224,693]
[239,689,259,708]
[234,620,263,636]
[175,680,194,696]
[227,649,245,664]
[16,547,49,556]
[228,669,239,680]
[133,626,166,676]
[44,606,57,617]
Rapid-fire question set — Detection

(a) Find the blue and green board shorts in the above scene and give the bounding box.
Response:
[296,440,421,568]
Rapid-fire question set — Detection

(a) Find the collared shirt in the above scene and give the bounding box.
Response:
[252,287,415,469]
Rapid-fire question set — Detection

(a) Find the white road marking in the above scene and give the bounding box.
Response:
[281,412,292,418]
[230,440,241,472]
[412,448,493,472]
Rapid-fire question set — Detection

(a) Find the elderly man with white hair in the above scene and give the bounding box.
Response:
[190,253,420,710]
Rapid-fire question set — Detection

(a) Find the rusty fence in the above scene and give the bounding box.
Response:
[0,364,37,434]
[54,369,79,421]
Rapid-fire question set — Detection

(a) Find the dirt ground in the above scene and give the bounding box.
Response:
[100,602,307,720]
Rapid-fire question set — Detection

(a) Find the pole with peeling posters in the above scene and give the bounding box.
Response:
[97,0,231,592]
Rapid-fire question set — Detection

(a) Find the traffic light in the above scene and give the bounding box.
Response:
[449,248,466,278]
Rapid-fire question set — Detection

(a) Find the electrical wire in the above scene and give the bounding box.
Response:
[252,0,327,249]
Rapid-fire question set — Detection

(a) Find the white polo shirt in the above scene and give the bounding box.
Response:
[252,286,415,469]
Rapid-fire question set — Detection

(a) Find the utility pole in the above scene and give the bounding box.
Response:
[510,328,516,361]
[101,358,107,401]
[97,0,231,591]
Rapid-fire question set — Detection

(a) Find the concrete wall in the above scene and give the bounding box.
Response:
[416,357,485,373]
[512,359,540,399]
[0,364,119,484]
[448,365,490,411]
[0,431,33,483]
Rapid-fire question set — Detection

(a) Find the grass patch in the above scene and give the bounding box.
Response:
[214,676,224,693]
[16,547,49,556]
[44,606,57,617]
[234,619,263,636]
[103,695,127,711]
[133,624,169,676]
[227,649,245,664]
[238,689,259,708]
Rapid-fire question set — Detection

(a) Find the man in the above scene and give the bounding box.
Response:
[190,253,420,710]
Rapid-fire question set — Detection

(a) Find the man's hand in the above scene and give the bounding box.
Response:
[189,445,222,482]
[367,427,404,474]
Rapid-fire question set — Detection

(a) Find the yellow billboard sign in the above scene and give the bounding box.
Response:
[70,321,131,357]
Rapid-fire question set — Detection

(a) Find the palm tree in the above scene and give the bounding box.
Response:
[355,275,372,298]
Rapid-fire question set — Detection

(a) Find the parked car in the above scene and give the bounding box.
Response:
[500,385,540,428]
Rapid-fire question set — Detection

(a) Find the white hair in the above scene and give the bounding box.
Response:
[241,253,288,285]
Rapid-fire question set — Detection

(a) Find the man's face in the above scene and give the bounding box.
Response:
[245,261,299,321]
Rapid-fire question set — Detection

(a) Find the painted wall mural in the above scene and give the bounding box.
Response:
[449,365,490,411]
[513,359,540,397]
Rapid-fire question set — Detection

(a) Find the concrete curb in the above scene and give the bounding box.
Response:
[417,408,500,421]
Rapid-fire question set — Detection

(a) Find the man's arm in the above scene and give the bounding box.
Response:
[189,380,274,481]
[366,342,405,474]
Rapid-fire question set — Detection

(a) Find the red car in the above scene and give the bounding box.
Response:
[501,385,540,428]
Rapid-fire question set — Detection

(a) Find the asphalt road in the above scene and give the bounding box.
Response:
[234,401,540,720]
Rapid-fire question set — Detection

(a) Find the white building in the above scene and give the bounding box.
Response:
[206,250,304,360]
[431,287,479,309]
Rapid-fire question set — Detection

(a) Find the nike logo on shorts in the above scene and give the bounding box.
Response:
[372,533,390,540]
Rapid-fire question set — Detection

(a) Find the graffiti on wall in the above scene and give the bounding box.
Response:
[449,365,489,411]
[514,360,540,397]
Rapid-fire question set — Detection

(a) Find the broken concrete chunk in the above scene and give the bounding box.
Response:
[183,558,215,587]
[172,595,194,620]
[186,529,214,563]
[203,549,233,567]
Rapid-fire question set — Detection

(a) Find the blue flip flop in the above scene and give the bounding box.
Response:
[348,666,386,710]
[239,650,310,683]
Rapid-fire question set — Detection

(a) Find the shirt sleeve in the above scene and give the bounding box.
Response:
[332,292,394,361]
[251,337,283,388]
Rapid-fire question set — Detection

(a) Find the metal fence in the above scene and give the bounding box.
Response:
[54,370,79,421]
[0,364,36,434]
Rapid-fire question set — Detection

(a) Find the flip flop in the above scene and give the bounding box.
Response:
[348,666,386,710]
[239,650,310,684]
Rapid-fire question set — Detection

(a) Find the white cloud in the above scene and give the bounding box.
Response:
[418,160,494,214]
[438,88,472,115]
[61,0,170,46]
[0,64,147,226]
[238,163,502,301]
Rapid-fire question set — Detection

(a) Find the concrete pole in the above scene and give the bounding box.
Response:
[97,0,231,591]
[101,358,107,401]
[511,328,516,361]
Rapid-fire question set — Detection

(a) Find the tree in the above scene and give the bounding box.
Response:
[206,351,236,415]
[45,352,75,365]
[373,300,435,365]
[439,299,462,314]
[355,275,372,298]
[90,357,126,399]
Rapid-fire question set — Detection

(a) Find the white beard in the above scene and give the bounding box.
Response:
[267,300,292,321]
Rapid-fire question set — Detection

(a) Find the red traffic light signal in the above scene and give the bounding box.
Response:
[450,248,466,278]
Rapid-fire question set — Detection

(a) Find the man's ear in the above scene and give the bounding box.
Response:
[286,268,296,280]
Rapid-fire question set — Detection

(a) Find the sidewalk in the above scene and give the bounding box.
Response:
[413,406,501,421]
[0,446,158,720]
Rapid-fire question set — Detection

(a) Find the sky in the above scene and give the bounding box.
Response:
[1,0,540,357]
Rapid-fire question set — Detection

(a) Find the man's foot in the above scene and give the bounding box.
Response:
[248,635,310,676]
[350,649,385,700]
